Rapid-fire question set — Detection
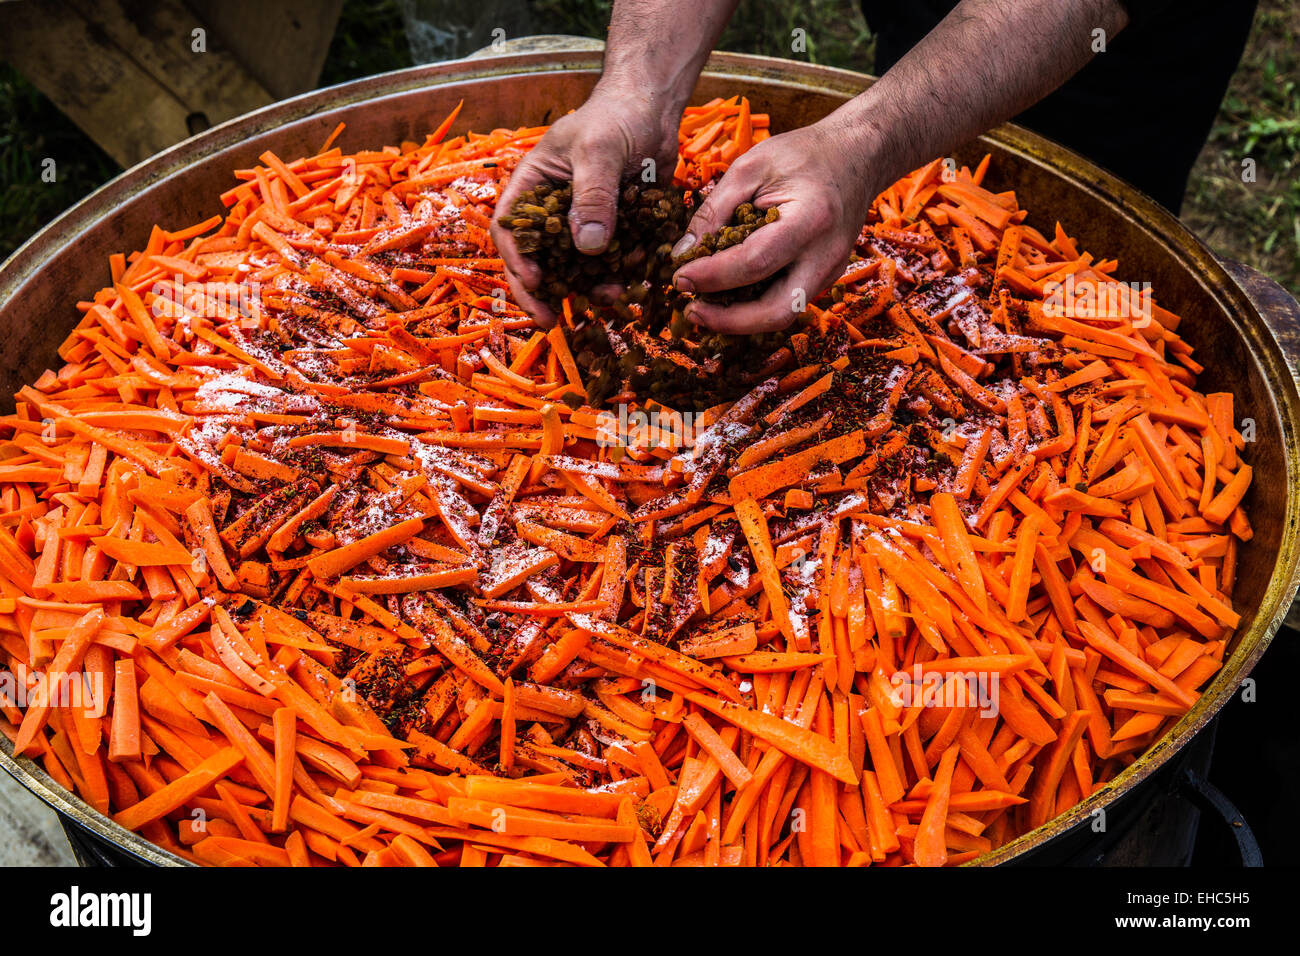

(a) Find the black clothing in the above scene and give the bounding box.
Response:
[859,0,1260,212]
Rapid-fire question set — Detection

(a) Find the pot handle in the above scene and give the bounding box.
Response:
[1218,257,1300,368]
[1179,768,1263,866]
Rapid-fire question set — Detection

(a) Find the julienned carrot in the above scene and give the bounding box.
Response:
[928,492,987,615]
[186,498,238,590]
[687,694,858,787]
[0,98,1250,868]
[734,498,800,649]
[463,774,624,816]
[447,796,636,843]
[305,517,426,580]
[681,712,753,788]
[913,743,960,867]
[271,706,296,833]
[12,607,104,755]
[113,746,244,831]
[107,657,140,762]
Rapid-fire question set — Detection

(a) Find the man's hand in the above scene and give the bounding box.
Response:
[491,0,739,325]
[672,0,1129,334]
[490,86,680,326]
[671,120,881,333]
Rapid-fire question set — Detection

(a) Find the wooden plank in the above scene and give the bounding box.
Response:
[0,1,196,167]
[66,0,273,125]
[189,0,344,99]
[0,0,341,168]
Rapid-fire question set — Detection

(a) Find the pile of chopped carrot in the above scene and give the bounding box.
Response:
[674,95,769,189]
[0,97,1253,867]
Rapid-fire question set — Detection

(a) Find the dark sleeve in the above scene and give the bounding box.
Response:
[1116,0,1180,30]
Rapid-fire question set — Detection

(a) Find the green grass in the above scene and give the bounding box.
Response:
[319,0,412,86]
[0,64,118,260]
[0,0,1294,304]
[1183,0,1300,298]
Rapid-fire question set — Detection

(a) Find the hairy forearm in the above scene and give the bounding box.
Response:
[827,0,1130,187]
[597,0,740,115]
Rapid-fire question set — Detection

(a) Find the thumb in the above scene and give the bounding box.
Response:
[568,148,626,254]
[673,163,760,259]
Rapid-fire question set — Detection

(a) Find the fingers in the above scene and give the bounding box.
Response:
[569,143,627,254]
[684,288,799,335]
[672,158,763,259]
[589,282,624,306]
[686,248,845,335]
[490,215,538,296]
[495,237,541,297]
[502,268,557,328]
[492,152,558,296]
[673,212,801,294]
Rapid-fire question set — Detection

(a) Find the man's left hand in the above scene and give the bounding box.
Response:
[671,119,881,332]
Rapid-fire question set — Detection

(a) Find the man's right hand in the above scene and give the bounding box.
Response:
[490,85,680,326]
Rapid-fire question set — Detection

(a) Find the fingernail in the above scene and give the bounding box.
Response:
[675,274,695,294]
[575,223,607,252]
[671,233,697,258]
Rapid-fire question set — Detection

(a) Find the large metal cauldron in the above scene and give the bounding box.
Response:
[2,43,1299,866]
